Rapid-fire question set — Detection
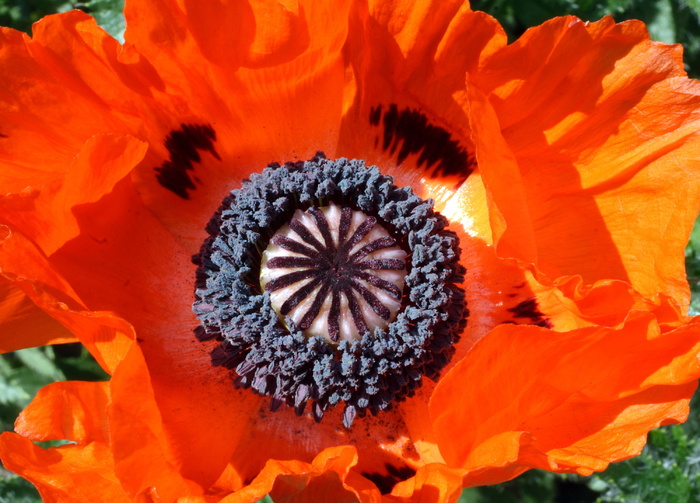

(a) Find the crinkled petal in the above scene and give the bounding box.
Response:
[389,463,465,503]
[0,227,134,372]
[108,344,206,500]
[0,434,131,503]
[125,0,352,252]
[473,16,700,305]
[430,314,700,485]
[15,381,109,444]
[0,12,172,192]
[340,1,505,211]
[0,278,75,352]
[0,133,148,256]
[220,445,379,503]
[0,381,126,501]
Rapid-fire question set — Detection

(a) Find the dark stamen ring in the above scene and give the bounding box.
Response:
[192,154,467,427]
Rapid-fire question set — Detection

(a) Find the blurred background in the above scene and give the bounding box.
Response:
[0,0,700,501]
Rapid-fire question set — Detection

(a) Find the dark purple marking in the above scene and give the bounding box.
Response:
[266,206,406,340]
[270,235,320,257]
[299,282,332,329]
[345,287,369,335]
[309,207,335,249]
[338,207,352,244]
[369,104,475,180]
[280,276,324,314]
[348,236,397,262]
[508,297,552,328]
[265,269,317,291]
[290,218,326,253]
[362,464,417,495]
[356,258,405,270]
[342,216,377,252]
[328,289,341,342]
[155,123,220,199]
[354,270,402,298]
[267,256,318,269]
[349,280,391,320]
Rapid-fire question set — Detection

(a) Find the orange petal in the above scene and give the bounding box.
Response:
[15,381,109,444]
[389,463,465,502]
[0,433,130,502]
[0,226,134,370]
[125,0,352,253]
[220,445,380,503]
[0,375,126,501]
[430,314,700,485]
[0,278,75,352]
[48,179,258,490]
[464,74,538,262]
[339,2,506,211]
[223,394,432,496]
[0,11,205,254]
[0,133,148,256]
[108,344,206,500]
[473,16,700,305]
[513,269,677,334]
[0,12,169,193]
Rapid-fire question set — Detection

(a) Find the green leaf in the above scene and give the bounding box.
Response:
[589,425,700,503]
[646,0,676,43]
[685,216,700,315]
[0,379,31,406]
[55,346,109,382]
[459,470,558,503]
[81,0,125,40]
[13,348,64,382]
[0,469,41,503]
[679,0,700,20]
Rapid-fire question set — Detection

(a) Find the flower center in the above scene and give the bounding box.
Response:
[260,203,407,344]
[192,155,466,427]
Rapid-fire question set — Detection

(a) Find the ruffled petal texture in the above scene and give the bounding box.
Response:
[0,381,131,502]
[0,278,75,352]
[125,0,352,252]
[472,16,700,306]
[431,314,700,485]
[0,2,699,503]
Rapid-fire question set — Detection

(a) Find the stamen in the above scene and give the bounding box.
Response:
[260,203,407,343]
[192,155,467,427]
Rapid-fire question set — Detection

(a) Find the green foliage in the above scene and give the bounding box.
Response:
[78,0,125,40]
[0,345,108,502]
[471,0,700,77]
[686,221,700,315]
[0,0,72,34]
[0,347,62,432]
[0,345,107,431]
[0,0,124,39]
[589,425,700,502]
[588,394,700,502]
[0,471,43,503]
[459,471,558,503]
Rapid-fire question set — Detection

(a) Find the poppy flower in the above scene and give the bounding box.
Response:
[1,0,700,501]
